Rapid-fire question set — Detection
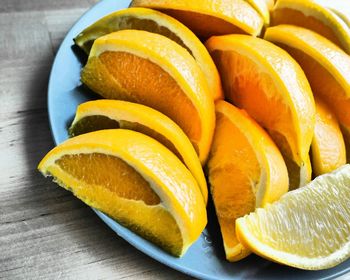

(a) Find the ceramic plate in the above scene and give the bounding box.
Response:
[47,0,350,279]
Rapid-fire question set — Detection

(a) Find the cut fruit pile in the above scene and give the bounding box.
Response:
[205,34,315,190]
[38,0,350,270]
[69,100,208,203]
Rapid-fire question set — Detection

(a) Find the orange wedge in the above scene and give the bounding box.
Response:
[271,0,350,54]
[74,7,223,100]
[69,100,208,203]
[81,30,215,164]
[206,34,315,190]
[207,101,288,261]
[130,0,264,38]
[38,129,207,257]
[311,98,346,176]
[265,25,350,161]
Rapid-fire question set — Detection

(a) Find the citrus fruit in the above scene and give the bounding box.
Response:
[236,164,350,270]
[206,34,315,190]
[130,0,264,38]
[38,129,207,257]
[74,7,223,100]
[207,101,289,261]
[265,24,350,159]
[81,29,215,164]
[265,0,275,11]
[311,98,346,176]
[69,99,208,203]
[271,0,350,54]
[245,0,270,24]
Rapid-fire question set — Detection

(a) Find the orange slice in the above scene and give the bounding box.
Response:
[271,0,350,54]
[207,101,288,261]
[206,34,315,190]
[265,24,350,161]
[74,7,223,100]
[311,98,346,176]
[69,100,208,203]
[130,0,264,38]
[81,30,215,164]
[38,129,207,257]
[236,165,350,270]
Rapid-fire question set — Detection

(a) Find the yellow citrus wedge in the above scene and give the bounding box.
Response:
[74,7,223,100]
[38,129,207,257]
[69,100,208,204]
[271,0,350,54]
[245,0,270,24]
[207,101,288,262]
[81,30,215,164]
[264,24,350,161]
[130,0,264,38]
[236,164,350,270]
[311,98,346,176]
[313,0,350,29]
[265,0,275,11]
[206,34,315,190]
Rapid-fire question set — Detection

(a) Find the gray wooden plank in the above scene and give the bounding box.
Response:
[0,59,51,116]
[0,0,91,13]
[0,11,53,61]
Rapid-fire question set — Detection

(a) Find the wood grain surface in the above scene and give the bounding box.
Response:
[0,1,193,279]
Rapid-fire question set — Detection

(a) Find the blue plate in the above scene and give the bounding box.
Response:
[47,0,350,279]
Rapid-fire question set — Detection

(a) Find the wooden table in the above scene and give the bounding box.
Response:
[0,1,192,278]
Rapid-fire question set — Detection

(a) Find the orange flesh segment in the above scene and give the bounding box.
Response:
[210,50,296,161]
[56,153,160,205]
[276,43,350,134]
[209,111,259,260]
[161,9,246,39]
[272,8,343,49]
[82,51,201,154]
[53,152,183,255]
